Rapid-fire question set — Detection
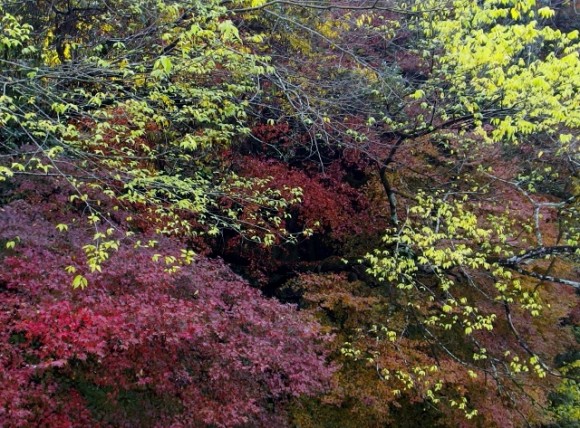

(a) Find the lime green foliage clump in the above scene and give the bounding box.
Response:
[0,0,304,279]
[427,0,580,149]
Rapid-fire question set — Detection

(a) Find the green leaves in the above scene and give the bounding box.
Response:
[429,0,580,147]
[0,0,299,261]
[72,274,88,289]
[0,10,33,53]
[218,20,241,42]
[152,56,173,78]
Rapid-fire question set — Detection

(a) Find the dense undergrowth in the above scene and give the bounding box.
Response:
[0,0,579,426]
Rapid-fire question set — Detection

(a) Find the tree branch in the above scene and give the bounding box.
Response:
[500,245,579,266]
[508,265,580,290]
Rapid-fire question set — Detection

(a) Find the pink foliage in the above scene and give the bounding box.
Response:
[0,188,332,427]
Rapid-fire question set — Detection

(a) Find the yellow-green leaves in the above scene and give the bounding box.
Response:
[362,192,557,418]
[365,193,545,338]
[0,10,33,54]
[537,6,556,19]
[0,0,301,281]
[55,224,68,232]
[429,0,580,149]
[0,166,14,181]
[152,55,174,79]
[72,274,88,289]
[218,20,241,42]
[4,236,19,249]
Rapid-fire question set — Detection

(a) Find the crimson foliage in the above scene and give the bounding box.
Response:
[0,183,332,427]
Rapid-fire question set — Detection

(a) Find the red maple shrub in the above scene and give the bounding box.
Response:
[214,155,388,285]
[0,183,333,427]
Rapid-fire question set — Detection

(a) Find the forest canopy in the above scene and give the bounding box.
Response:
[0,0,579,426]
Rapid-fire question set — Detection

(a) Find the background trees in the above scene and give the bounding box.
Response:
[227,0,579,425]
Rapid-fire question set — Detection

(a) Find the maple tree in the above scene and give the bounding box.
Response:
[0,178,332,427]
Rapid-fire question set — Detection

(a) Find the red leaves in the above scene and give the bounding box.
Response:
[0,192,332,427]
[251,122,291,148]
[238,156,380,240]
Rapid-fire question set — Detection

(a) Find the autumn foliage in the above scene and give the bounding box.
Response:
[0,180,332,427]
[1,0,579,426]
